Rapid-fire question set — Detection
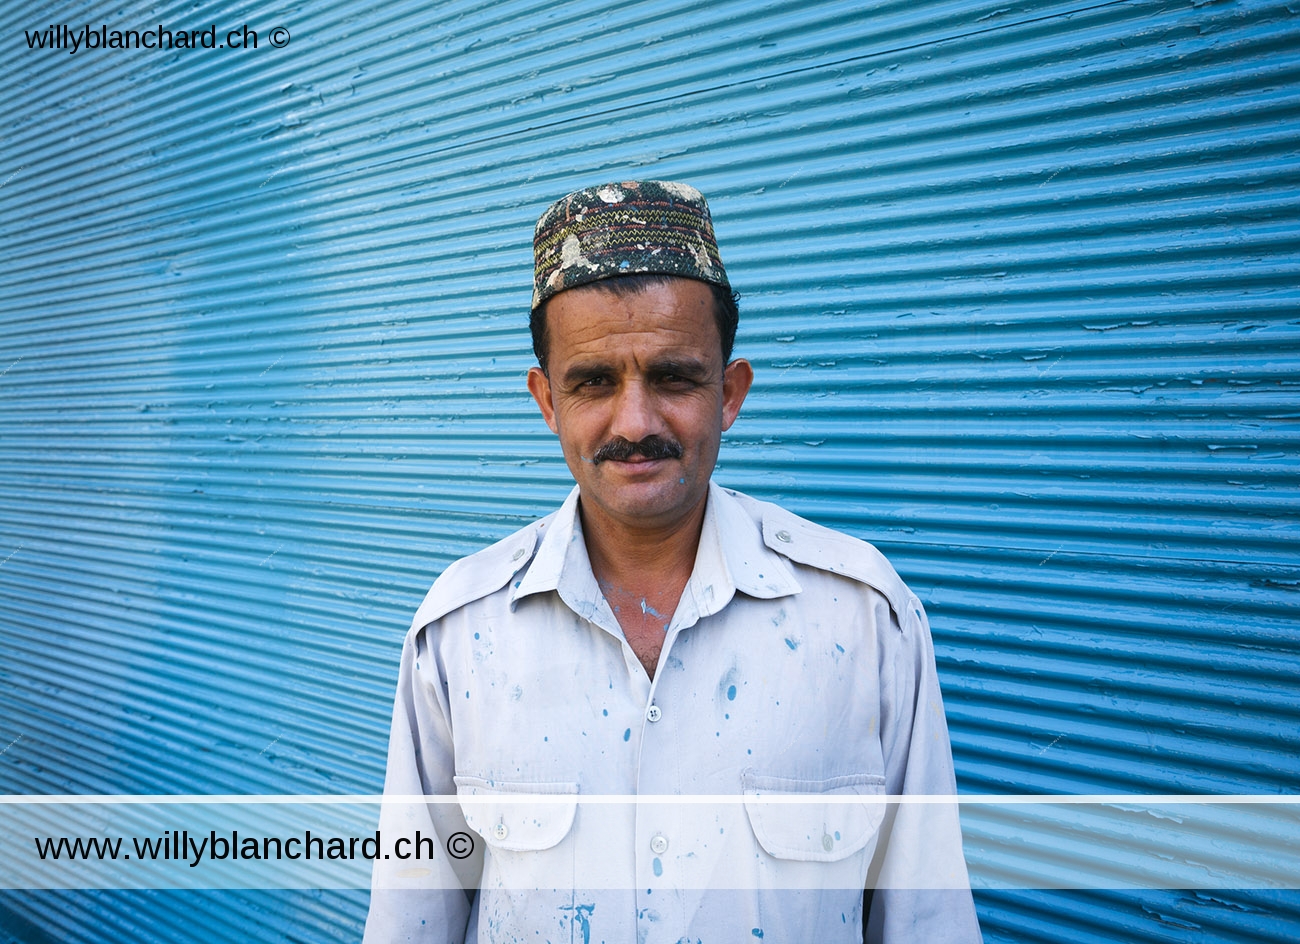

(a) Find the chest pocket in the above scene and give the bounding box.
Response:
[741,769,887,862]
[453,775,578,852]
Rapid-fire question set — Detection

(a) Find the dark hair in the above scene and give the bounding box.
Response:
[530,274,740,373]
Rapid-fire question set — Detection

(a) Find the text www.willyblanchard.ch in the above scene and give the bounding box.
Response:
[24,23,280,54]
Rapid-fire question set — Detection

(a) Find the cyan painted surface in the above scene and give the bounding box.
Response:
[1,0,1298,940]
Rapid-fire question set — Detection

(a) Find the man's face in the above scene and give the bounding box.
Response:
[527,277,752,535]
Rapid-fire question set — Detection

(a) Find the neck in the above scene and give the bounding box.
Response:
[579,492,707,591]
[579,491,708,680]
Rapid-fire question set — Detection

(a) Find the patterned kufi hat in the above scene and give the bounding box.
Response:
[532,180,729,309]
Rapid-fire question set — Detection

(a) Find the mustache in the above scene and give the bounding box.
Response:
[592,435,683,464]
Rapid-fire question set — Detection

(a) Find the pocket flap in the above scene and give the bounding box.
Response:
[742,770,886,862]
[453,776,579,852]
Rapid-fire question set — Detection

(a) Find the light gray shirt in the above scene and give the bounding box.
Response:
[365,482,981,943]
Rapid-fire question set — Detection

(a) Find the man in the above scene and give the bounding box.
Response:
[365,180,981,943]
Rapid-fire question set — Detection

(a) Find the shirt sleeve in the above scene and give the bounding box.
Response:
[865,595,983,944]
[363,625,479,944]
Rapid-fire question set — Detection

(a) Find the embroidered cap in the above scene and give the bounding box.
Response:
[532,180,729,309]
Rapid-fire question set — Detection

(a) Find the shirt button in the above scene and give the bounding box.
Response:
[493,823,509,840]
[646,705,662,723]
[650,834,669,855]
[775,529,792,543]
[822,833,834,852]
[511,548,525,561]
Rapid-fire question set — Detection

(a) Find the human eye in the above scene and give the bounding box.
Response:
[653,365,703,389]
[567,372,612,393]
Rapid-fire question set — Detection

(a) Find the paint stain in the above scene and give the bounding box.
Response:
[718,665,739,705]
[752,931,764,938]
[624,728,631,741]
[559,903,594,944]
[784,638,798,650]
[652,857,663,876]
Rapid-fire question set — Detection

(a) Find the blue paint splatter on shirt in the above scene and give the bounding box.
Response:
[623,728,631,742]
[785,638,798,650]
[653,857,663,876]
[559,903,594,944]
[727,684,737,701]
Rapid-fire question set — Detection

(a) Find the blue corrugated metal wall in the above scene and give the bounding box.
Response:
[2,0,1297,940]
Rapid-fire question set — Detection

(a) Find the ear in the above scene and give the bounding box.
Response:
[720,358,753,431]
[527,366,560,434]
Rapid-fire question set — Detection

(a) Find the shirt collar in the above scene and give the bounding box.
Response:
[510,482,802,627]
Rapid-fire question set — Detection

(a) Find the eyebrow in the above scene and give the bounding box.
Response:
[558,361,614,388]
[559,357,715,387]
[648,357,712,380]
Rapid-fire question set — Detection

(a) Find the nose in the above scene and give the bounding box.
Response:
[608,379,663,444]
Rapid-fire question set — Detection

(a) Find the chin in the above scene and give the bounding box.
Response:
[602,481,703,524]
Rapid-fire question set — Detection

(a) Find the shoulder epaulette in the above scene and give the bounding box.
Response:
[729,491,918,628]
[409,515,550,630]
